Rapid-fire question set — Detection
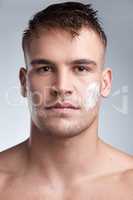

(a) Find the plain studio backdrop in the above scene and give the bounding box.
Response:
[0,0,132,154]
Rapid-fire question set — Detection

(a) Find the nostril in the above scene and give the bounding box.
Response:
[50,87,72,98]
[50,88,58,97]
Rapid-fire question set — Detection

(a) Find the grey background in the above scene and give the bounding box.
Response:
[0,0,132,154]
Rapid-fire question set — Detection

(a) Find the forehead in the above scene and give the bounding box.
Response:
[26,28,105,66]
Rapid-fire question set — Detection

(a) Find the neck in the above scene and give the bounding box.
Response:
[27,117,101,186]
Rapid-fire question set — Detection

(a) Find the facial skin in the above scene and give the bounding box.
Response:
[1,26,133,200]
[20,27,112,139]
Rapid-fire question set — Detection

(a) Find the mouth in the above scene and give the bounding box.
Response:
[46,103,79,110]
[45,102,80,113]
[45,108,80,116]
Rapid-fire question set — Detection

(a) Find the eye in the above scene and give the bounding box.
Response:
[36,66,53,74]
[74,65,90,73]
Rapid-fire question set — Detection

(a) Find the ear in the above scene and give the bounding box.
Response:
[101,68,112,97]
[19,67,27,97]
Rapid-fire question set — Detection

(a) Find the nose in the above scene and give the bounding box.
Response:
[50,69,73,98]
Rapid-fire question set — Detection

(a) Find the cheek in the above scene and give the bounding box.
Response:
[27,82,56,108]
[81,81,101,111]
[26,79,46,107]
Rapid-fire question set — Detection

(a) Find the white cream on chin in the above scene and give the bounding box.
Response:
[83,81,100,111]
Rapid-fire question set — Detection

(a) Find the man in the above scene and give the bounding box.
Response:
[0,1,133,199]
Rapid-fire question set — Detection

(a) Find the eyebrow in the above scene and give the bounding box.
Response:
[30,58,97,66]
[30,59,54,66]
[70,59,97,66]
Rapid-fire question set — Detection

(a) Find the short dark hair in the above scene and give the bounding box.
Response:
[22,1,107,54]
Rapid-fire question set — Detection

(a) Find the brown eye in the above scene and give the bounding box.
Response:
[77,66,87,71]
[37,66,53,73]
[74,65,89,73]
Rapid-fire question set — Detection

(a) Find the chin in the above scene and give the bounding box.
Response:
[32,108,98,139]
[44,130,81,139]
[36,117,91,140]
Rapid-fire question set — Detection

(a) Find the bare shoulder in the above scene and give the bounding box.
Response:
[100,140,133,172]
[121,168,133,187]
[92,168,133,199]
[0,140,29,187]
[0,140,28,169]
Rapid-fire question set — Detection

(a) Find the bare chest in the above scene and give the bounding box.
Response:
[1,181,133,200]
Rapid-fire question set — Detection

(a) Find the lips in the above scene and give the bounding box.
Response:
[45,102,79,110]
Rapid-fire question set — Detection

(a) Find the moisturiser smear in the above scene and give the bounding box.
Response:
[83,81,100,111]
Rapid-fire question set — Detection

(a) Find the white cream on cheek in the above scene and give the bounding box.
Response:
[83,81,100,111]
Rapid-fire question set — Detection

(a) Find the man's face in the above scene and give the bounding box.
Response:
[20,27,111,138]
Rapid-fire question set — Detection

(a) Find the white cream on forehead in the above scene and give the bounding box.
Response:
[83,81,100,111]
